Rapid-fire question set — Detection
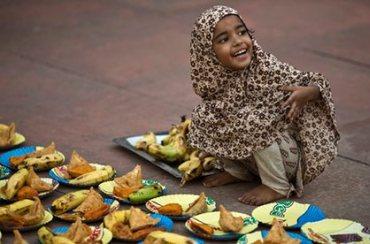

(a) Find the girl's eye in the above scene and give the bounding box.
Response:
[218,37,228,44]
[238,29,247,36]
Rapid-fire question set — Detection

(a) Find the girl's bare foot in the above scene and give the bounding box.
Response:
[238,184,285,206]
[202,171,241,187]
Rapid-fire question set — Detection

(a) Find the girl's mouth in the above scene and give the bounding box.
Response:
[232,49,248,57]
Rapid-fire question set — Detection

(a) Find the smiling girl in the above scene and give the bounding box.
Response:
[187,6,340,205]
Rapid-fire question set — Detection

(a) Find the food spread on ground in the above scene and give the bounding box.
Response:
[9,142,64,171]
[51,188,117,222]
[0,123,16,148]
[253,219,300,244]
[143,231,198,244]
[0,167,56,201]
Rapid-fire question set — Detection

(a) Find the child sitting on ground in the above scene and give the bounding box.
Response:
[187,5,340,206]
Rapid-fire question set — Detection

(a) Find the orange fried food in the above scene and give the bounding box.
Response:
[112,222,133,239]
[218,205,243,232]
[113,165,143,197]
[74,187,109,220]
[0,122,16,147]
[83,204,110,221]
[62,217,92,243]
[26,167,53,192]
[16,186,38,200]
[131,226,164,240]
[10,142,56,167]
[189,220,214,235]
[129,207,159,231]
[157,203,183,216]
[258,219,300,244]
[13,229,28,244]
[67,151,95,178]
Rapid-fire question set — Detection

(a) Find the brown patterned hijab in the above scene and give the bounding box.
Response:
[187,5,340,184]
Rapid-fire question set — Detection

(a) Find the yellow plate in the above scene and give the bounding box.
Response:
[0,177,59,201]
[146,194,216,220]
[185,211,258,240]
[0,133,25,150]
[301,219,370,243]
[0,210,53,232]
[53,225,113,244]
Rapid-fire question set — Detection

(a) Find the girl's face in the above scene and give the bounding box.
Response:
[212,15,253,71]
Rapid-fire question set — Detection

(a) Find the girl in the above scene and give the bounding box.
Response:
[187,5,340,206]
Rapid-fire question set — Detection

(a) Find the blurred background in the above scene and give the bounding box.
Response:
[0,1,369,243]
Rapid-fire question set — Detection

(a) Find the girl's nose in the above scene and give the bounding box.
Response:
[232,35,242,47]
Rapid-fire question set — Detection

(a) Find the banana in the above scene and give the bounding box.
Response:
[38,226,55,244]
[202,156,217,171]
[68,165,115,186]
[135,132,157,150]
[51,236,75,244]
[128,184,162,204]
[103,210,128,230]
[51,190,89,215]
[21,153,64,171]
[144,231,196,244]
[1,168,29,199]
[178,151,203,186]
[148,136,188,162]
[0,199,34,217]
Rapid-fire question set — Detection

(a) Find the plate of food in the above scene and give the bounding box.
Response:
[238,219,312,244]
[140,231,205,244]
[99,165,167,204]
[113,118,221,182]
[252,199,326,228]
[146,192,216,220]
[50,188,119,223]
[0,123,25,150]
[185,205,258,240]
[0,167,59,201]
[0,142,65,171]
[38,217,113,244]
[104,207,173,242]
[48,150,115,187]
[301,218,370,243]
[0,197,53,231]
[0,165,11,180]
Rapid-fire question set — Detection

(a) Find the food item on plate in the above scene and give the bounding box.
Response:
[1,168,29,199]
[105,207,161,241]
[0,197,45,228]
[51,190,90,215]
[0,199,34,216]
[184,192,208,216]
[52,188,110,222]
[0,122,16,147]
[128,185,162,204]
[189,220,214,235]
[68,165,115,186]
[66,151,95,178]
[113,165,143,198]
[157,203,183,216]
[144,231,196,244]
[1,167,54,200]
[38,217,98,244]
[147,136,188,163]
[10,142,64,170]
[253,219,300,244]
[26,167,53,192]
[218,205,243,232]
[13,229,29,244]
[135,132,157,150]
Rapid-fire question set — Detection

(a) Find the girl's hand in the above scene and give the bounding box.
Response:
[280,85,320,121]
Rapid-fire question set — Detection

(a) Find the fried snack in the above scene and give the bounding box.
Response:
[67,151,95,178]
[26,167,53,192]
[13,229,29,244]
[189,220,214,235]
[129,206,159,231]
[184,192,207,216]
[112,222,133,239]
[62,217,92,243]
[73,187,109,221]
[16,186,38,200]
[0,122,16,147]
[157,203,183,216]
[10,142,56,167]
[113,165,143,198]
[218,205,243,232]
[255,219,300,244]
[144,231,197,244]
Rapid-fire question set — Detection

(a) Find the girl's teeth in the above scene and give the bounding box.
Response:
[234,49,247,56]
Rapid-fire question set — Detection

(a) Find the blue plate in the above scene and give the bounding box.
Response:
[237,230,312,244]
[0,165,11,179]
[151,213,174,232]
[0,146,36,169]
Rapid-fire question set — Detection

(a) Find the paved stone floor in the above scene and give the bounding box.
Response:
[0,1,369,243]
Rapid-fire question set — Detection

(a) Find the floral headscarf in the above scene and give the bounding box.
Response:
[187,5,340,184]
